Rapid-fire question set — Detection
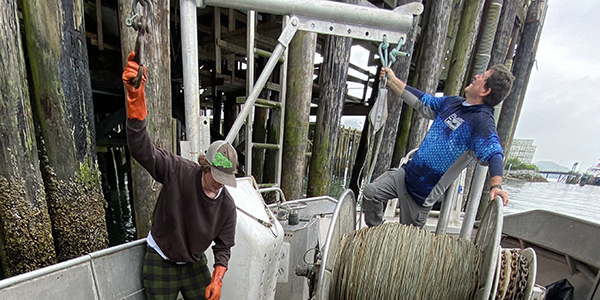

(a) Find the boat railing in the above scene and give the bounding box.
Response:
[0,239,147,300]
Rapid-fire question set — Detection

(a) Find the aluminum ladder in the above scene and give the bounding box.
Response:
[234,11,289,187]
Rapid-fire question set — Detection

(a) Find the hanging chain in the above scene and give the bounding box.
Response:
[506,249,520,299]
[515,254,530,300]
[496,250,508,299]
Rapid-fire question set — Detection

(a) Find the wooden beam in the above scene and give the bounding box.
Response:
[96,108,126,138]
[96,137,127,147]
[217,38,246,56]
[86,31,119,51]
[220,23,279,49]
[214,7,222,74]
[201,77,225,87]
[221,7,246,24]
[310,103,370,116]
[198,23,212,35]
[349,61,372,77]
[346,73,370,86]
[96,0,104,50]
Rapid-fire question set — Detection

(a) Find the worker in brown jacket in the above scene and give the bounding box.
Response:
[123,51,237,300]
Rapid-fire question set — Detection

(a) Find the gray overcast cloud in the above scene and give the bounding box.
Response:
[514,0,600,170]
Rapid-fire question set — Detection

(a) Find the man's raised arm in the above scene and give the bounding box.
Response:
[379,67,437,120]
[381,67,407,96]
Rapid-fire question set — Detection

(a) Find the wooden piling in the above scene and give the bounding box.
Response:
[22,0,108,261]
[497,0,545,154]
[263,107,281,184]
[444,0,486,96]
[251,106,268,182]
[392,103,413,166]
[407,0,453,152]
[334,127,344,177]
[489,0,520,67]
[347,129,361,179]
[349,120,370,196]
[340,127,351,177]
[212,92,223,134]
[440,0,466,82]
[281,30,317,200]
[118,0,172,238]
[224,92,240,141]
[251,56,272,182]
[0,0,57,276]
[506,1,547,151]
[307,16,356,197]
[343,128,352,177]
[99,148,135,246]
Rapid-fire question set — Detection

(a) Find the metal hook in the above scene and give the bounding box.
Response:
[126,0,153,32]
[125,0,154,89]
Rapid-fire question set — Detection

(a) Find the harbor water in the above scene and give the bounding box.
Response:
[503,179,600,225]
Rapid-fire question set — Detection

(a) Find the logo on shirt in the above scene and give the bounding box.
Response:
[444,113,464,131]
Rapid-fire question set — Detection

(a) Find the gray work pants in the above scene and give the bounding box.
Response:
[362,167,432,228]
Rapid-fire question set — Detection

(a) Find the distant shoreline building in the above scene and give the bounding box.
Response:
[508,139,537,164]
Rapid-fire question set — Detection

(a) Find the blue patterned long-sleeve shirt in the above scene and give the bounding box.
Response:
[402,86,504,206]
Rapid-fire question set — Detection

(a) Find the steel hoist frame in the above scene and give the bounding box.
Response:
[178,0,423,183]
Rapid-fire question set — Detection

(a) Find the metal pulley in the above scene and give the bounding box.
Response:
[125,0,153,89]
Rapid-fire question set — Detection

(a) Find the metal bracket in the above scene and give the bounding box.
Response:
[295,16,407,43]
[278,16,300,47]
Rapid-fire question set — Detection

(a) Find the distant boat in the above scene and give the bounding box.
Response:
[585,160,600,185]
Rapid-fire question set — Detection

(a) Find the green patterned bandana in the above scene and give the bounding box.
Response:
[213,152,233,168]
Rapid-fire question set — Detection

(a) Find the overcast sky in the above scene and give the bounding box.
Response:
[513,0,600,171]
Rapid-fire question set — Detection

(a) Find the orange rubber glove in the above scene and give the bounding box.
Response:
[122,51,147,120]
[205,265,226,300]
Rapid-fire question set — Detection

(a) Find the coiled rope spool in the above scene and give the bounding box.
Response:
[330,223,482,300]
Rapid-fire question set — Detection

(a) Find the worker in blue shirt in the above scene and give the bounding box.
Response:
[363,65,514,228]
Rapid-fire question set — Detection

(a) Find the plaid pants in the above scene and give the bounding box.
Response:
[142,247,212,300]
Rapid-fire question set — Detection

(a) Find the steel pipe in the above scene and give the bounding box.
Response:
[245,10,256,176]
[460,163,488,239]
[436,180,459,235]
[199,0,422,40]
[180,0,201,161]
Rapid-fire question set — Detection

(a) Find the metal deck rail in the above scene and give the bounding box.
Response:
[0,239,146,300]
